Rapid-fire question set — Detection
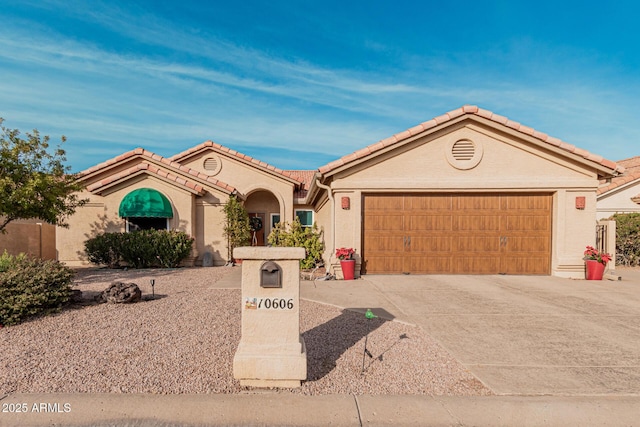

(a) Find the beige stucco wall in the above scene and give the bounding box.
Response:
[57,175,198,266]
[195,192,227,266]
[179,151,296,224]
[597,182,640,219]
[0,219,56,260]
[320,122,602,278]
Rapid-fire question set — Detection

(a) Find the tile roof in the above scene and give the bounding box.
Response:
[85,162,205,195]
[285,170,316,199]
[597,156,640,196]
[170,140,303,184]
[318,105,625,176]
[80,148,236,195]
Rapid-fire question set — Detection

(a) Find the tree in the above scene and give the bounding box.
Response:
[0,118,86,233]
[222,195,251,264]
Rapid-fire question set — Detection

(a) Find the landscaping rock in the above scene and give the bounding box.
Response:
[99,282,142,304]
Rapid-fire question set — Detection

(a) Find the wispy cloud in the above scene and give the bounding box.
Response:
[1,1,638,172]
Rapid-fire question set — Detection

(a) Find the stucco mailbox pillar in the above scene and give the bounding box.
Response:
[232,246,307,387]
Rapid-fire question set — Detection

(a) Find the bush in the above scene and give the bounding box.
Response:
[153,230,195,268]
[0,253,75,326]
[84,232,122,268]
[84,230,194,268]
[612,213,640,266]
[268,217,324,269]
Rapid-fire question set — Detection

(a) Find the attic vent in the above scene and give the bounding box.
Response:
[452,140,475,161]
[203,156,222,175]
[445,138,483,170]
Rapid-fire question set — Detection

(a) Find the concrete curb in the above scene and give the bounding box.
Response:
[2,393,640,427]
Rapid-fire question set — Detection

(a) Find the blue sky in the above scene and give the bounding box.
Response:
[1,1,639,173]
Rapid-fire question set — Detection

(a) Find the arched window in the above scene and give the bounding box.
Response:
[118,188,173,232]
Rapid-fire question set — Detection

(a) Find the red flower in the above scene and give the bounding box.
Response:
[583,246,612,265]
[336,247,355,261]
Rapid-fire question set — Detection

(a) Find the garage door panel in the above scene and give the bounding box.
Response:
[456,236,501,252]
[501,256,549,275]
[365,256,404,274]
[507,236,549,252]
[457,195,501,210]
[365,236,405,252]
[364,195,403,211]
[409,236,452,252]
[505,216,551,231]
[407,215,452,231]
[503,195,551,210]
[407,256,451,273]
[365,214,404,231]
[406,195,451,211]
[453,257,501,274]
[456,215,500,231]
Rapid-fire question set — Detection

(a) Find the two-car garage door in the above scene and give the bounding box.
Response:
[362,193,552,275]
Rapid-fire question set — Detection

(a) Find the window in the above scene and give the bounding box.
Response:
[126,217,169,232]
[118,188,173,233]
[271,213,281,229]
[295,210,313,227]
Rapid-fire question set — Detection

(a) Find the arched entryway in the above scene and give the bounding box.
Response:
[244,190,281,246]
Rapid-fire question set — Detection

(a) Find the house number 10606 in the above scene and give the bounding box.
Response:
[245,297,294,310]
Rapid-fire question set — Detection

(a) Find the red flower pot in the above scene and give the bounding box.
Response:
[340,260,355,280]
[585,260,605,280]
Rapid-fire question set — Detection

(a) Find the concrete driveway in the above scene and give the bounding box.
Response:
[301,269,640,396]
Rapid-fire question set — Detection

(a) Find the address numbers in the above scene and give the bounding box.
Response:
[244,297,294,310]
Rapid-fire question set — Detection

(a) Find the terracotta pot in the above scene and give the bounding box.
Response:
[340,259,355,280]
[585,260,605,280]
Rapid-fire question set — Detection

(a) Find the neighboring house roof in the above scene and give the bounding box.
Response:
[285,170,316,200]
[79,148,236,195]
[170,140,304,186]
[598,156,640,196]
[318,105,625,177]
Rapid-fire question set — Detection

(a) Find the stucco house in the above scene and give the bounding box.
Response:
[597,156,640,219]
[57,105,624,278]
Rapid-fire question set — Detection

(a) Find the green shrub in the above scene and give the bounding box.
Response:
[153,230,195,268]
[268,217,324,269]
[0,254,75,326]
[119,230,158,268]
[84,230,194,268]
[83,232,122,268]
[612,213,640,266]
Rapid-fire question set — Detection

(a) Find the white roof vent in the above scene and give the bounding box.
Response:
[452,140,475,161]
[445,138,483,170]
[203,156,222,175]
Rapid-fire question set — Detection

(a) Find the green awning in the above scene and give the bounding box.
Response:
[118,188,173,218]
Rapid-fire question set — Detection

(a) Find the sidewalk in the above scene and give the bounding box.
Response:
[2,393,639,426]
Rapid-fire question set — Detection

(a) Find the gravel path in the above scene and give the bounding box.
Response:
[0,267,491,396]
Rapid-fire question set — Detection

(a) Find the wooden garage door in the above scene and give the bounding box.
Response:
[362,193,552,275]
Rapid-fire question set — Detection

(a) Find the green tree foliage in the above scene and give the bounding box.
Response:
[222,195,251,263]
[612,213,640,266]
[0,118,86,233]
[0,251,75,326]
[268,217,324,269]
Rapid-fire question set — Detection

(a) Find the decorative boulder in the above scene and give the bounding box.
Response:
[99,282,142,304]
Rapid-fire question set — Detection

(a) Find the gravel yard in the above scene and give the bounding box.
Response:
[0,267,491,396]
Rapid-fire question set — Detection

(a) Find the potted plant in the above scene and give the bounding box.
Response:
[336,247,356,280]
[583,246,612,280]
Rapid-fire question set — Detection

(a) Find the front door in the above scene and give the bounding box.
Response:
[248,212,266,246]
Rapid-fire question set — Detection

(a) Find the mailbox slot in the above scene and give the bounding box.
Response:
[260,261,282,288]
